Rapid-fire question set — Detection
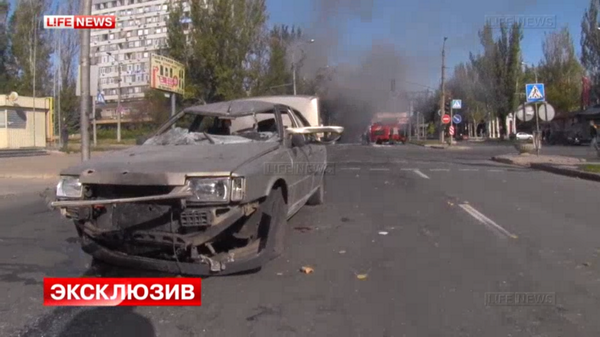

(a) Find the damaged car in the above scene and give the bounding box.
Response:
[51,98,343,275]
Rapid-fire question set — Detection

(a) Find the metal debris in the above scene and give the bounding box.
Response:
[339,250,346,254]
[378,231,388,235]
[300,266,314,274]
[356,274,368,280]
[294,226,313,233]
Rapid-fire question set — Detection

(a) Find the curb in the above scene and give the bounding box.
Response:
[529,163,600,182]
[491,157,519,166]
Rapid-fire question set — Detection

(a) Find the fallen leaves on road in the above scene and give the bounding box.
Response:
[300,266,314,274]
[356,274,368,280]
[294,226,313,233]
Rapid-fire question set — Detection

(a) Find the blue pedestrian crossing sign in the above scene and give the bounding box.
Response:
[525,83,545,103]
[452,114,462,124]
[451,99,462,109]
[96,91,105,105]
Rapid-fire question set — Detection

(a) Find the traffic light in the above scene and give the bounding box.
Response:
[444,98,451,113]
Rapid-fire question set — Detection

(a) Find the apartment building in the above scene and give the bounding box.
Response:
[90,0,191,118]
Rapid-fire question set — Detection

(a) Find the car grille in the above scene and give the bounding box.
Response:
[91,185,173,199]
[179,209,210,227]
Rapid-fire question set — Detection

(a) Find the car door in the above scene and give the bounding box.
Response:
[288,108,325,198]
[276,107,312,213]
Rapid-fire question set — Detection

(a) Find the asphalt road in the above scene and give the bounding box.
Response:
[2,143,600,336]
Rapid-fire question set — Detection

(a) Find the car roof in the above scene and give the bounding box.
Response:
[182,99,282,117]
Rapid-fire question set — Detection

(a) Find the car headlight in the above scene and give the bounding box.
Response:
[56,176,83,198]
[187,177,245,203]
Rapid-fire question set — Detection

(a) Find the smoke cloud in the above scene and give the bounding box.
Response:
[283,0,543,141]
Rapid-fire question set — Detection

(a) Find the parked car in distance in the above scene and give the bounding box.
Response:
[515,132,533,141]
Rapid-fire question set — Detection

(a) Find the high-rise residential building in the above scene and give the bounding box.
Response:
[90,0,191,118]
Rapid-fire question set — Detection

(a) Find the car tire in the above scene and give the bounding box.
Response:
[262,186,287,258]
[306,180,325,206]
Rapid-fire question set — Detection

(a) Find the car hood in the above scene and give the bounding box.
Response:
[60,142,280,185]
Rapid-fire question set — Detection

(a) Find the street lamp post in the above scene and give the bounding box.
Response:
[107,52,122,142]
[291,39,315,95]
[439,37,448,144]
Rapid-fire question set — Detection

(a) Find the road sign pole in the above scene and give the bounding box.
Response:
[92,100,97,147]
[449,108,453,146]
[535,102,540,156]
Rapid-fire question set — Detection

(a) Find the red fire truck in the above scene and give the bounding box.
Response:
[368,113,408,144]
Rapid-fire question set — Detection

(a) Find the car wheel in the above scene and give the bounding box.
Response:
[261,186,287,258]
[306,180,325,206]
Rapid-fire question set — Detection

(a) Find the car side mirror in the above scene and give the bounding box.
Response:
[291,134,305,147]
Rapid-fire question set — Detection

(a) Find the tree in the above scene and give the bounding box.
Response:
[0,0,15,93]
[581,0,600,102]
[167,0,268,103]
[468,22,523,137]
[53,0,80,132]
[260,25,302,95]
[539,26,584,113]
[8,0,53,96]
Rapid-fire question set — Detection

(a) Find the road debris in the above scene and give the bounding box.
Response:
[378,231,389,235]
[339,250,346,254]
[447,201,454,206]
[341,217,350,223]
[300,266,314,274]
[356,274,368,280]
[276,272,283,276]
[582,262,592,267]
[294,226,313,233]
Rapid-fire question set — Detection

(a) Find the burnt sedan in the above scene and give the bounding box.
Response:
[51,98,343,275]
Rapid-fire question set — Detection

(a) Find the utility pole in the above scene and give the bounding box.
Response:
[117,61,122,142]
[79,0,92,161]
[290,39,315,95]
[439,37,447,144]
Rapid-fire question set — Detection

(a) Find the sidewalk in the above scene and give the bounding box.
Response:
[491,153,600,182]
[0,151,111,179]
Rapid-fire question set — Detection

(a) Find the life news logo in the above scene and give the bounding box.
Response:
[43,15,116,29]
[43,278,202,306]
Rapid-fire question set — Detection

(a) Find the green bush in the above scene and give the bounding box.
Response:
[96,124,156,140]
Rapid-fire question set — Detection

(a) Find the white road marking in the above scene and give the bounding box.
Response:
[340,167,361,171]
[459,168,479,171]
[488,169,504,172]
[370,168,390,171]
[413,169,430,179]
[401,168,417,171]
[459,204,518,239]
[429,168,450,171]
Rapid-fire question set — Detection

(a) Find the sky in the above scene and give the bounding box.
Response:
[266,0,591,89]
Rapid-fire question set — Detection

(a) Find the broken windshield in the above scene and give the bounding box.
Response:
[143,112,281,145]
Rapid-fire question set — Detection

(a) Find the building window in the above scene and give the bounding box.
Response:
[143,52,149,58]
[109,34,114,40]
[156,28,162,34]
[144,29,149,35]
[138,30,143,36]
[146,39,152,46]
